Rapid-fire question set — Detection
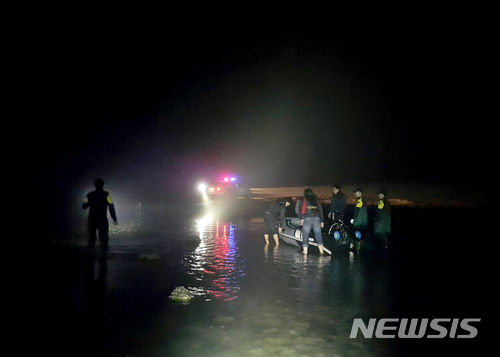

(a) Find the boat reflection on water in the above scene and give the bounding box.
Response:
[183,217,244,302]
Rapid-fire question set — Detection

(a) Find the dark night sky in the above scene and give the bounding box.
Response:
[25,4,494,211]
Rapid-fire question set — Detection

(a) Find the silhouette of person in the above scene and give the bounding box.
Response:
[296,188,324,255]
[263,199,290,245]
[82,178,117,253]
[328,185,347,221]
[374,189,391,251]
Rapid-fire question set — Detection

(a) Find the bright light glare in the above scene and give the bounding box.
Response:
[230,177,236,181]
[198,183,207,192]
[197,215,212,233]
[223,177,229,182]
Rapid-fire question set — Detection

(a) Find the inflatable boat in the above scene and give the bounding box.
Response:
[279,217,332,255]
[279,217,354,255]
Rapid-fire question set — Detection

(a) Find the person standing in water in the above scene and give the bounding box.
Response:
[83,178,118,254]
[328,185,347,222]
[373,189,391,250]
[296,187,324,255]
[350,188,368,252]
[263,199,290,245]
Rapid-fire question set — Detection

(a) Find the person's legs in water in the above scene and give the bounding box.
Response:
[97,220,109,255]
[264,217,275,244]
[88,221,97,253]
[302,218,313,254]
[374,233,389,255]
[311,217,324,255]
[272,233,280,245]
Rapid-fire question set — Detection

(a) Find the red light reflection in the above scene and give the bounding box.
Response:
[204,222,239,301]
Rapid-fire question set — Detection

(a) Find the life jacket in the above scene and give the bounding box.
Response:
[84,189,116,222]
[301,197,319,215]
[353,197,368,228]
[374,199,391,235]
[378,199,385,210]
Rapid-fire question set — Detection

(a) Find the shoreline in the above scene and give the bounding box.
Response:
[249,184,488,208]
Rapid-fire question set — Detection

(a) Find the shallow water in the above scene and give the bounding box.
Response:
[157,217,392,357]
[30,204,487,356]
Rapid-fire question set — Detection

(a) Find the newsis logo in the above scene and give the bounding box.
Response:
[350,318,480,339]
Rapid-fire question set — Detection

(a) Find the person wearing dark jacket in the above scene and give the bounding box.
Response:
[328,185,347,221]
[373,189,391,249]
[350,187,368,231]
[83,178,117,253]
[296,188,324,255]
[264,199,290,245]
[349,188,368,252]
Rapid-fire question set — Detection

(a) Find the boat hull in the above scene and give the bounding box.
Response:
[279,217,334,255]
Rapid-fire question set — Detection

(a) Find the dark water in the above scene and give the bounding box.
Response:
[28,203,488,356]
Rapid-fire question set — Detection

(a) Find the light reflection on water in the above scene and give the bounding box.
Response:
[162,217,391,357]
[182,218,244,302]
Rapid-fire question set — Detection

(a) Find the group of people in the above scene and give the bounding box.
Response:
[82,178,391,257]
[264,185,392,255]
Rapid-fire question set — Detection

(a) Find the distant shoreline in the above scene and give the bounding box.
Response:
[249,184,488,208]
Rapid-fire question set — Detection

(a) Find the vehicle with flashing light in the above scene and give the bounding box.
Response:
[197,175,251,199]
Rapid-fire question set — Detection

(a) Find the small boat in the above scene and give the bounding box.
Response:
[278,217,331,255]
[279,217,355,255]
